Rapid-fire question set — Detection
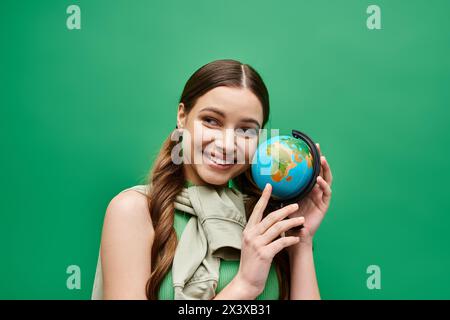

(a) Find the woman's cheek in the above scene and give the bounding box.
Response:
[236,138,258,164]
[248,138,258,161]
[196,124,223,150]
[202,128,221,145]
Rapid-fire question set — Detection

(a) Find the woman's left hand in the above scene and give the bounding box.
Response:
[286,143,333,246]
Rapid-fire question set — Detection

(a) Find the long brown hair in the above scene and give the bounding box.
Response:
[145,59,290,299]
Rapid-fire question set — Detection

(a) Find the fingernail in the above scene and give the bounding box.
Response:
[292,203,299,210]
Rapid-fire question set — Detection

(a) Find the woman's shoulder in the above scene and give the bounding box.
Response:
[99,185,154,299]
[119,184,151,197]
[104,184,153,230]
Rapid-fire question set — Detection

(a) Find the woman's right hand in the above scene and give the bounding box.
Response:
[235,183,305,298]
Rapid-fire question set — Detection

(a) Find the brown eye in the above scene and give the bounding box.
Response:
[203,117,220,126]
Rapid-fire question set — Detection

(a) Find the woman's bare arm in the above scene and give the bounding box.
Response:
[212,274,260,300]
[288,241,321,300]
[100,190,154,299]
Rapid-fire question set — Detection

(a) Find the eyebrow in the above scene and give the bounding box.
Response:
[200,106,261,128]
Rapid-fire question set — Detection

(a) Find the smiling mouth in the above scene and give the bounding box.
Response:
[203,152,236,167]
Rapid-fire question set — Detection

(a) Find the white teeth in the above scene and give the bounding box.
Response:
[206,153,234,165]
[214,157,229,165]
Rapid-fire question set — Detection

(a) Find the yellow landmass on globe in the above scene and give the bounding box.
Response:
[267,141,298,182]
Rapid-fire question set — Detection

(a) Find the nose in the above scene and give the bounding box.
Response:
[213,128,236,158]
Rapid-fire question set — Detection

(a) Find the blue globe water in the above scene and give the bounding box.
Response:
[251,135,315,200]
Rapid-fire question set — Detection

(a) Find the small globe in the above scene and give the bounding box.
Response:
[251,135,315,200]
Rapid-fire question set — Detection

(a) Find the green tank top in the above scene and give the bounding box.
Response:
[157,208,280,300]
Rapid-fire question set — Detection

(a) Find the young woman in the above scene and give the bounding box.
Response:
[92,59,333,300]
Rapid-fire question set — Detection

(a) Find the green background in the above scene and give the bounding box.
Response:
[1,0,449,299]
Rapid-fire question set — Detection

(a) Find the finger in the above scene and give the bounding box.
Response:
[321,156,333,187]
[247,183,272,227]
[260,217,305,245]
[265,236,300,256]
[317,176,332,202]
[257,203,299,235]
[312,177,323,202]
[313,179,321,190]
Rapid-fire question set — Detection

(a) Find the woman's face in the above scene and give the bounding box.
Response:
[177,86,264,187]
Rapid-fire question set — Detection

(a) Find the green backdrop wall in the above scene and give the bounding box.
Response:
[1,0,449,299]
